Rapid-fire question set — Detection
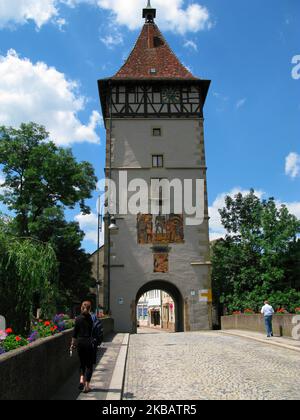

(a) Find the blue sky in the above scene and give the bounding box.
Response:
[0,0,299,252]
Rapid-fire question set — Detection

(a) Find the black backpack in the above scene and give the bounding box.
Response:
[91,314,104,346]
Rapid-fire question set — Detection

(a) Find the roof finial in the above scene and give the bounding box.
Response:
[143,0,156,23]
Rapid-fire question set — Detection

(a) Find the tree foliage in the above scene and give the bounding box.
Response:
[0,123,97,322]
[0,123,96,236]
[0,217,58,333]
[212,190,300,314]
[29,208,95,309]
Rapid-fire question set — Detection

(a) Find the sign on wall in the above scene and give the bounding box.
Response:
[199,290,212,303]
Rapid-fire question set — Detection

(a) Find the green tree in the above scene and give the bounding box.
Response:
[30,208,95,309]
[212,190,300,314]
[0,123,97,315]
[0,123,96,236]
[0,216,58,333]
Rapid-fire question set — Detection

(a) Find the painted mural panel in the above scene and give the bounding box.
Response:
[154,253,169,273]
[137,214,184,245]
[166,214,184,243]
[137,214,153,244]
[153,215,168,243]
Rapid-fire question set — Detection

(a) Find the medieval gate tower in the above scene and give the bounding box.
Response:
[98,1,212,333]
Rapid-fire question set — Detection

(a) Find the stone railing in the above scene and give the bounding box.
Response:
[0,318,114,400]
[221,314,297,338]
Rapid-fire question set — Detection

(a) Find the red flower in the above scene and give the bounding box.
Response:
[15,336,21,342]
[44,321,51,327]
[276,308,288,314]
[5,328,13,334]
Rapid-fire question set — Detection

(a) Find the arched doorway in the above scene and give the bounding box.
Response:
[135,280,184,333]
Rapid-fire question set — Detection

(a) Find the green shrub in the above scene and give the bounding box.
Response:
[2,335,28,352]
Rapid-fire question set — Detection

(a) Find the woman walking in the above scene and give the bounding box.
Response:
[71,301,94,393]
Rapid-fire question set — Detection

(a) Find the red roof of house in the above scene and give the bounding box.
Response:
[113,23,198,81]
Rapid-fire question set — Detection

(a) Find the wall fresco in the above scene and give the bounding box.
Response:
[137,214,153,244]
[154,253,169,273]
[137,213,184,244]
[137,214,184,273]
[153,215,167,243]
[166,214,184,243]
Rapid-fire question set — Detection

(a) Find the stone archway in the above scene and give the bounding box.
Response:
[135,280,184,333]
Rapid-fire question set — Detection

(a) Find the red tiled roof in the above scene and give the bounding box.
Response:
[113,23,198,80]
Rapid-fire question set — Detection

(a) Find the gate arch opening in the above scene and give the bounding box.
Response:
[135,280,184,333]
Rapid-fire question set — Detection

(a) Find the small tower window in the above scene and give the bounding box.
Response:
[150,68,157,75]
[152,128,161,137]
[152,155,164,168]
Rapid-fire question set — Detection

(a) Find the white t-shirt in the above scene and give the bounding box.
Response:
[261,304,274,316]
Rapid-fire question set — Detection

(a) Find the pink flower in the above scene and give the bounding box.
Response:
[0,330,7,341]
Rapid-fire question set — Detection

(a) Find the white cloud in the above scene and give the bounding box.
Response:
[75,211,104,245]
[285,152,300,179]
[183,40,198,52]
[56,17,67,30]
[96,0,211,35]
[100,27,123,48]
[236,98,247,109]
[0,0,59,29]
[282,201,300,220]
[0,49,101,146]
[0,0,212,35]
[275,198,300,220]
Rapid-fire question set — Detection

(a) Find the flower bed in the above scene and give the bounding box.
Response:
[0,314,74,356]
[0,317,114,400]
[227,307,300,316]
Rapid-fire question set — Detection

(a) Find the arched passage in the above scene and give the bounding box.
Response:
[135,280,184,333]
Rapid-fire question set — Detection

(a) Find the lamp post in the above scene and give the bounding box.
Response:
[104,213,118,314]
[96,195,102,316]
[104,80,119,314]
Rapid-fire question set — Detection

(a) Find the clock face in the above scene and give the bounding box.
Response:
[162,88,180,104]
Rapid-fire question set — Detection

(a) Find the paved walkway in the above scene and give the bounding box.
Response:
[221,329,300,352]
[123,331,300,400]
[138,327,171,334]
[52,333,125,400]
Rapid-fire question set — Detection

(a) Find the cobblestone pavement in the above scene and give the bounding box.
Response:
[137,327,171,334]
[123,331,300,400]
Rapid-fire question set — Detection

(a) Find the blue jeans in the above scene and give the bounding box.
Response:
[264,316,273,337]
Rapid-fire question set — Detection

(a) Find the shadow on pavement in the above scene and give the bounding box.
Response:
[51,333,118,400]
